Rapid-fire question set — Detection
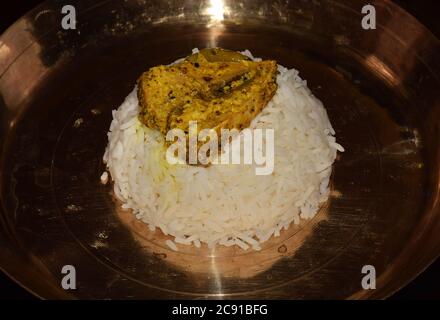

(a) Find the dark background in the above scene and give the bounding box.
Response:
[0,0,439,300]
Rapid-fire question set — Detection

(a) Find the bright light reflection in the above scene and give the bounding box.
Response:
[0,41,11,61]
[364,55,399,87]
[206,0,226,22]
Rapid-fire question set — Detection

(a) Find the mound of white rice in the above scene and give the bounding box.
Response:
[103,50,343,251]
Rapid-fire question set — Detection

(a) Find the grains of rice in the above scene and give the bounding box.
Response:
[175,237,192,245]
[100,171,108,184]
[165,240,178,251]
[103,49,343,251]
[235,239,250,251]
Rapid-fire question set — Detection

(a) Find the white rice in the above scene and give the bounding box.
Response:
[165,239,178,251]
[103,50,343,251]
[100,171,109,185]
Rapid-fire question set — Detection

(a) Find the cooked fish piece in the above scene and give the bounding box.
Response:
[137,48,278,139]
[186,47,252,63]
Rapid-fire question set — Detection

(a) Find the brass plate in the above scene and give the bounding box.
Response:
[0,0,439,299]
